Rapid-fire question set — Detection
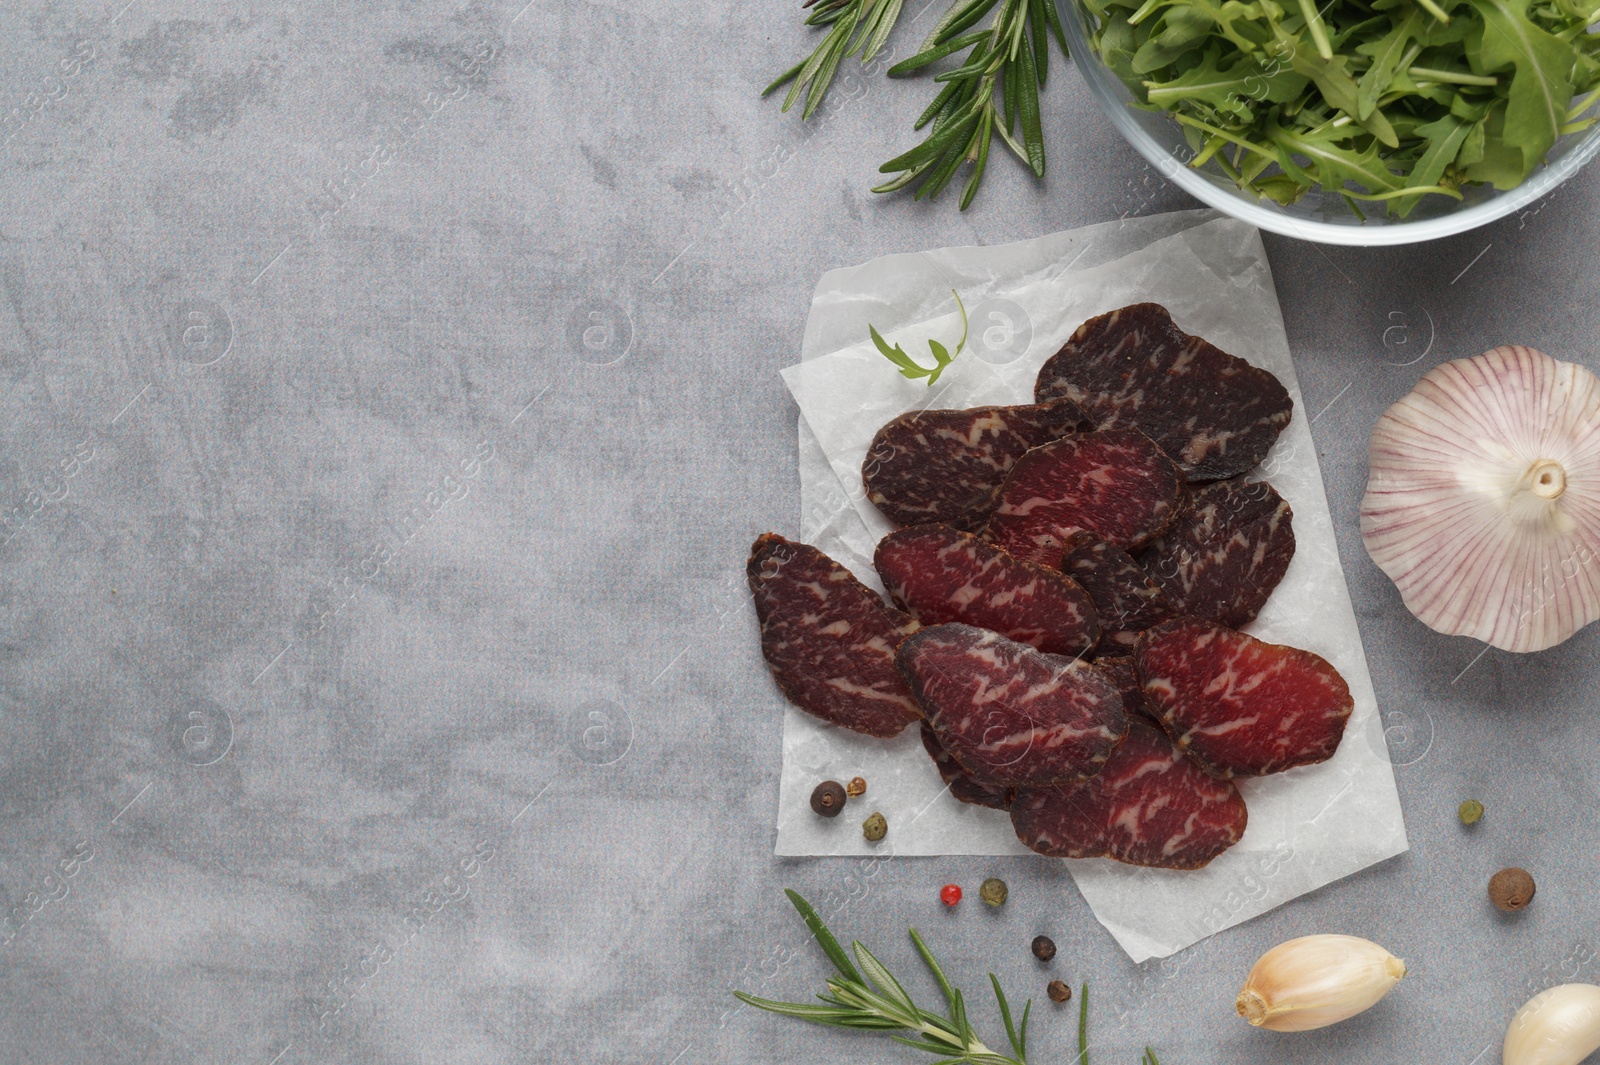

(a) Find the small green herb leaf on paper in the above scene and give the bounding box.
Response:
[869,291,970,386]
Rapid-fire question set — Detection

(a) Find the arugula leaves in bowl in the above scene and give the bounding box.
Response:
[1084,0,1600,216]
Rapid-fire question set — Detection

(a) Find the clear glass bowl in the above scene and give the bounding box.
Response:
[1062,0,1600,246]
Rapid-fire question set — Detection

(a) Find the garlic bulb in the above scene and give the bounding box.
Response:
[1503,984,1600,1065]
[1235,934,1405,1031]
[1362,345,1600,653]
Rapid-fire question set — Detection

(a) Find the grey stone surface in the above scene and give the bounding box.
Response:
[0,1,1597,1063]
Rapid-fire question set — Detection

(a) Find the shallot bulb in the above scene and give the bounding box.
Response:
[1361,346,1600,653]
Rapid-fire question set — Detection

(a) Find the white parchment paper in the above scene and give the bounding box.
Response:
[774,210,1409,963]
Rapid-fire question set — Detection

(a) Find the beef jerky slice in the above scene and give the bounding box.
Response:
[862,398,1091,530]
[1035,303,1293,482]
[875,524,1099,658]
[1010,719,1248,869]
[747,533,922,738]
[896,624,1127,788]
[987,430,1183,564]
[1137,616,1353,778]
[921,724,1013,810]
[1141,479,1294,629]
[1058,530,1171,649]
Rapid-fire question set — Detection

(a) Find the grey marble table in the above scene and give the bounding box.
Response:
[1,2,1597,1064]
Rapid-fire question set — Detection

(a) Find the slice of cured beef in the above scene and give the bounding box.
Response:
[1058,530,1171,649]
[1140,479,1294,629]
[1092,655,1154,723]
[1136,616,1353,778]
[862,399,1091,530]
[1034,303,1292,482]
[987,430,1184,564]
[921,724,1013,810]
[896,624,1127,788]
[747,533,922,738]
[875,524,1099,658]
[1009,718,1248,869]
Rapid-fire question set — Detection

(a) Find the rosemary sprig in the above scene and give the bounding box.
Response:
[869,290,969,386]
[876,0,1068,208]
[765,0,906,120]
[734,889,1032,1064]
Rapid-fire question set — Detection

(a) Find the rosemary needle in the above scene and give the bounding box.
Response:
[765,0,906,120]
[875,0,1068,208]
[734,889,1033,1064]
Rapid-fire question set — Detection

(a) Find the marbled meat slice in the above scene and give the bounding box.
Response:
[987,430,1183,563]
[1059,530,1172,649]
[1034,303,1292,482]
[875,524,1099,658]
[747,533,922,738]
[1141,479,1294,629]
[1136,617,1352,778]
[921,724,1013,810]
[862,399,1092,530]
[1010,719,1248,869]
[1092,655,1154,723]
[896,624,1127,788]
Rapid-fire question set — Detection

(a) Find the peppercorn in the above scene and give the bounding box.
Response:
[1031,935,1056,961]
[862,811,887,843]
[940,884,962,906]
[1047,980,1072,1003]
[810,780,847,818]
[1458,799,1485,825]
[980,878,1008,907]
[1489,867,1536,912]
[846,776,867,798]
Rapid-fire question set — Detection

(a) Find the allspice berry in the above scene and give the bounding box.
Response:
[1489,867,1536,912]
[810,780,847,818]
[1031,935,1057,961]
[979,878,1008,907]
[1047,980,1072,1003]
[846,776,867,797]
[862,811,888,843]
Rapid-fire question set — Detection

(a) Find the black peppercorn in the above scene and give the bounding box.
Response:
[1048,980,1072,1003]
[810,780,847,818]
[1031,935,1056,962]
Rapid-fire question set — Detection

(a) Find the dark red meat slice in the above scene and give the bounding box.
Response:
[1141,479,1295,629]
[1092,655,1154,723]
[987,430,1183,562]
[747,533,922,738]
[875,524,1099,658]
[862,399,1091,530]
[1010,719,1248,869]
[920,724,1013,810]
[1058,530,1172,649]
[1136,617,1352,778]
[896,624,1127,788]
[1034,303,1293,482]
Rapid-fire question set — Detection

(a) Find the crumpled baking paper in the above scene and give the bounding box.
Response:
[772,209,1409,963]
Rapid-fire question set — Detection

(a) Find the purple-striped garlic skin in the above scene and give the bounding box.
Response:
[1361,345,1600,653]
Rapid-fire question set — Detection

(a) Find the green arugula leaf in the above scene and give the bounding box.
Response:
[1466,0,1575,179]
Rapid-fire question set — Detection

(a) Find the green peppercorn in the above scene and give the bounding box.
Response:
[980,878,1008,907]
[1047,980,1072,1003]
[1458,799,1485,825]
[1031,935,1056,961]
[862,812,887,843]
[810,780,847,818]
